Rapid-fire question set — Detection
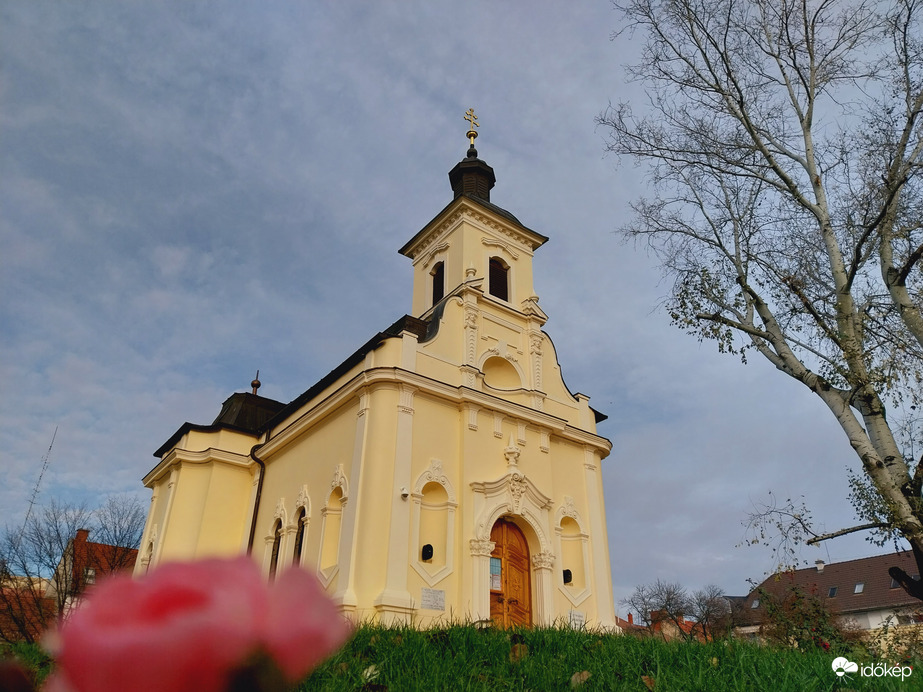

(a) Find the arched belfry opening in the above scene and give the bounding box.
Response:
[488,257,509,301]
[431,261,445,305]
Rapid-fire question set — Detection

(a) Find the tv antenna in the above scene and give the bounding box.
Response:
[22,426,57,530]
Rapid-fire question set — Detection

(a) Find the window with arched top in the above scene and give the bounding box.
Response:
[431,261,445,305]
[488,257,509,301]
[268,519,283,581]
[292,507,307,566]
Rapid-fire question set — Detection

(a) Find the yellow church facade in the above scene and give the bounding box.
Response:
[136,129,617,629]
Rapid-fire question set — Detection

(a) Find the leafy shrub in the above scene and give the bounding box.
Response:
[757,583,864,654]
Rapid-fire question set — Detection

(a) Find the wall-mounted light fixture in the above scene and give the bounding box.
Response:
[562,569,573,585]
[421,544,434,562]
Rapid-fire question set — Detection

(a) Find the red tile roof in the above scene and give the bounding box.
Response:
[70,529,138,592]
[739,551,921,626]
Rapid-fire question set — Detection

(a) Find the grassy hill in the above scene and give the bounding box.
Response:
[301,624,917,691]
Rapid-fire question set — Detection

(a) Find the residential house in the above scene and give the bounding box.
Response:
[737,551,923,636]
[46,528,138,613]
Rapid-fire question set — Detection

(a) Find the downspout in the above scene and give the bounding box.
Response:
[246,442,266,555]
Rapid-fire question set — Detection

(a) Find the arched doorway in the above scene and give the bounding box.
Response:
[489,518,532,628]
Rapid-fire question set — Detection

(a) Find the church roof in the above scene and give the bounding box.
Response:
[153,392,286,458]
[213,392,287,430]
[261,314,429,431]
[152,316,432,459]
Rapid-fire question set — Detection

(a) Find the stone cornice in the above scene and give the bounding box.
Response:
[404,209,464,261]
[255,365,611,461]
[143,448,254,486]
[400,197,547,261]
[465,206,543,253]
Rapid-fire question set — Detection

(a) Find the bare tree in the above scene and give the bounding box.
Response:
[91,495,147,573]
[623,579,690,638]
[0,496,145,643]
[599,0,923,598]
[0,500,94,642]
[622,579,730,640]
[687,584,733,640]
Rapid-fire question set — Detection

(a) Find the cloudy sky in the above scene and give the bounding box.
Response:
[0,1,882,612]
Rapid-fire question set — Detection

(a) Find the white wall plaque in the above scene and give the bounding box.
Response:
[421,588,445,611]
[569,610,585,628]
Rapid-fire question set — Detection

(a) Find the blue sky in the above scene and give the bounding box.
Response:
[0,1,878,611]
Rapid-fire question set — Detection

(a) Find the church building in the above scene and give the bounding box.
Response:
[136,116,617,629]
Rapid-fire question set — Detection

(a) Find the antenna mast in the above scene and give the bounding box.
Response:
[23,426,57,530]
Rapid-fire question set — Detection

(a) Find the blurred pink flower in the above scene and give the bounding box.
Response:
[47,557,351,692]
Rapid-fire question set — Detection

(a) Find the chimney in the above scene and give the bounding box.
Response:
[627,613,634,625]
[815,559,825,572]
[76,528,90,543]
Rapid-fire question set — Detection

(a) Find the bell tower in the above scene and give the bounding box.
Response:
[399,110,548,320]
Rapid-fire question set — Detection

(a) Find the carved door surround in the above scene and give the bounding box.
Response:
[470,472,555,625]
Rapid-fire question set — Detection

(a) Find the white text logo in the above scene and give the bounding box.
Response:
[832,657,912,681]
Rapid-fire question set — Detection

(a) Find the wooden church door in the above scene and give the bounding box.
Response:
[489,518,532,628]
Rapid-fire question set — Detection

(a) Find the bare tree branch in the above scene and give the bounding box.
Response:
[805,522,892,544]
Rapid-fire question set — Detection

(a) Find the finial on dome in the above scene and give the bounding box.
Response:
[251,370,261,395]
[464,107,479,156]
[448,110,495,200]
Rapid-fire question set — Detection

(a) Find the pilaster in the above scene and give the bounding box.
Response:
[583,446,616,627]
[373,384,417,623]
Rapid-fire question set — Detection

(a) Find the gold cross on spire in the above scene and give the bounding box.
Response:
[464,108,479,146]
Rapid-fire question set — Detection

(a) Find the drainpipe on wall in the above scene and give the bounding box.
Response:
[246,442,267,555]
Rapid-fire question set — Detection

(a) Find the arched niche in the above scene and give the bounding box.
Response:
[482,355,522,390]
[317,467,348,589]
[410,459,457,586]
[555,498,591,607]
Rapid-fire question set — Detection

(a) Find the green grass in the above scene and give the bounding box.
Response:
[0,640,53,688]
[3,626,919,691]
[300,624,920,691]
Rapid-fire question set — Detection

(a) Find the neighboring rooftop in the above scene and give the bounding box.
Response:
[739,551,921,626]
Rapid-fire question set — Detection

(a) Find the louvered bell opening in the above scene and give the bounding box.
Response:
[489,257,509,301]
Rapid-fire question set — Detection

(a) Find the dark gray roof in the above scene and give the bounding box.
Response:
[213,392,286,430]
